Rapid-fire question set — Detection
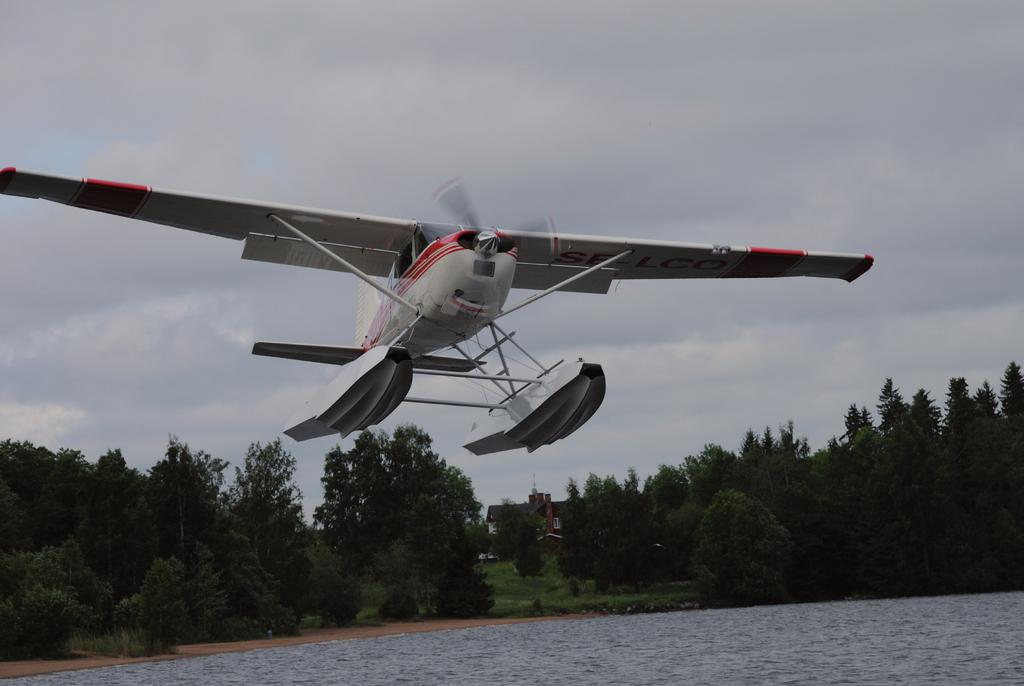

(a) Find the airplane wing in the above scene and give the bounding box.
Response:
[502,229,873,287]
[0,167,415,277]
[2,167,872,284]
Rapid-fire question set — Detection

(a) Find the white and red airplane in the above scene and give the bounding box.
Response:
[1,167,873,454]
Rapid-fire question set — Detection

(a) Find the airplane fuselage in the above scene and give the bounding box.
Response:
[361,229,518,356]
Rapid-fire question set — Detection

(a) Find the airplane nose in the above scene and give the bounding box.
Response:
[473,230,500,258]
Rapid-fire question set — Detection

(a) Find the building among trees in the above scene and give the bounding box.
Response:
[486,488,564,541]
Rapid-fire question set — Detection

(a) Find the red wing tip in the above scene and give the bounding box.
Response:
[749,246,806,256]
[85,177,150,192]
[0,167,15,194]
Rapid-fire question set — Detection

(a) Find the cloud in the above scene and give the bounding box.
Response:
[2,1,1023,514]
[0,399,88,448]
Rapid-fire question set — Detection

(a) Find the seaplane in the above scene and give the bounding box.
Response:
[0,167,873,454]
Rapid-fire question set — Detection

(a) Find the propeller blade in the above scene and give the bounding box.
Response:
[509,215,558,263]
[433,177,481,228]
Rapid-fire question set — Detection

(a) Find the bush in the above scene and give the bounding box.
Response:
[114,593,143,629]
[257,594,297,636]
[139,558,188,652]
[218,616,263,641]
[692,490,791,606]
[305,544,360,626]
[434,530,494,618]
[0,598,20,658]
[18,585,73,657]
[380,587,419,620]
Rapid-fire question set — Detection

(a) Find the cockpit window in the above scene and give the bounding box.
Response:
[393,227,428,280]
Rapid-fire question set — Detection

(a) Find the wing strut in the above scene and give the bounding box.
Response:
[267,213,419,315]
[496,250,632,319]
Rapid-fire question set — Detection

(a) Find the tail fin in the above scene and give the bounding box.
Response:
[354,279,381,346]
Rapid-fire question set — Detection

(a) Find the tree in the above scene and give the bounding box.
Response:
[139,557,188,651]
[17,585,74,657]
[557,480,590,582]
[147,438,227,562]
[513,518,543,578]
[227,440,309,612]
[0,477,27,552]
[645,464,689,512]
[973,382,1000,420]
[877,378,908,434]
[183,545,227,642]
[77,450,155,599]
[493,501,528,561]
[843,404,872,440]
[0,598,20,658]
[316,426,475,573]
[375,541,421,619]
[304,543,359,625]
[909,389,942,439]
[943,377,974,456]
[1000,362,1024,416]
[434,529,494,618]
[692,490,790,606]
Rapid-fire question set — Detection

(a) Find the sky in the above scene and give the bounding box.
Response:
[2,1,1023,518]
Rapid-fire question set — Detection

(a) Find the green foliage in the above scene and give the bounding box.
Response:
[147,437,227,562]
[484,555,696,616]
[113,593,143,629]
[77,450,155,600]
[375,541,422,619]
[139,557,188,651]
[877,378,908,435]
[464,523,491,556]
[434,529,494,617]
[305,543,360,625]
[69,628,149,658]
[0,477,27,553]
[315,425,484,615]
[0,598,20,658]
[17,585,74,657]
[692,490,790,606]
[226,440,309,613]
[492,501,526,561]
[1000,361,1024,416]
[183,545,227,642]
[513,520,543,578]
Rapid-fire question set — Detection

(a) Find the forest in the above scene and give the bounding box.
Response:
[2,361,1023,659]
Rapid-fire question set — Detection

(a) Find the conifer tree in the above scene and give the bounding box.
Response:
[844,405,872,439]
[740,429,759,456]
[860,406,873,428]
[1000,361,1024,416]
[973,381,1000,419]
[943,377,974,455]
[877,378,908,434]
[910,389,942,439]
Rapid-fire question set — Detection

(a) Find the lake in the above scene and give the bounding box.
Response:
[12,592,1023,685]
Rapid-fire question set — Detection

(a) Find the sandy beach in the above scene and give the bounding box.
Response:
[0,614,589,680]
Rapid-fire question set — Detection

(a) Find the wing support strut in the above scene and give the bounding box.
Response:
[267,213,419,315]
[496,250,632,319]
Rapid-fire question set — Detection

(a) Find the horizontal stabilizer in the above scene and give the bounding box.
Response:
[252,342,479,372]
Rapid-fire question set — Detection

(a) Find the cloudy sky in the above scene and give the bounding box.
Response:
[2,1,1022,516]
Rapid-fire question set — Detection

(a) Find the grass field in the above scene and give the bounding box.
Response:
[350,554,697,622]
[482,555,698,617]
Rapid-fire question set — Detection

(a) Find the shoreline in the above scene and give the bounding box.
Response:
[0,614,593,680]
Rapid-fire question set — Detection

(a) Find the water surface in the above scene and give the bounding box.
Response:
[15,592,1024,685]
